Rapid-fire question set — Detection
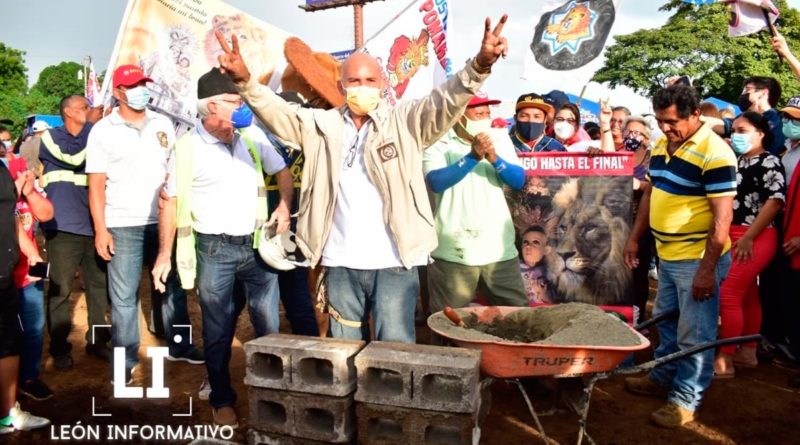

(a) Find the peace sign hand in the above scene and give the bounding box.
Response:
[214,31,251,84]
[475,14,509,69]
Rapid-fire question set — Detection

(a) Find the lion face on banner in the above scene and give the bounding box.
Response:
[545,4,592,44]
[546,177,632,306]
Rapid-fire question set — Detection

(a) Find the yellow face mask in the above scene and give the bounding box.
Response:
[345,86,382,116]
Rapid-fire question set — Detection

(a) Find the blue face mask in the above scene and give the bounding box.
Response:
[124,86,150,111]
[783,120,800,140]
[730,133,752,155]
[516,121,546,142]
[231,103,254,129]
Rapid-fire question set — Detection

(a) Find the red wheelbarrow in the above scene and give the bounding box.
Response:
[428,306,761,445]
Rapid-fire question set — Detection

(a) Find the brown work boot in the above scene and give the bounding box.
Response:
[624,375,670,398]
[650,402,695,428]
[212,406,239,429]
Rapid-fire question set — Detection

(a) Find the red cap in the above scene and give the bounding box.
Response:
[112,64,153,88]
[468,91,501,107]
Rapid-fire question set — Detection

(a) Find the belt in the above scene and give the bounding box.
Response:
[201,233,254,245]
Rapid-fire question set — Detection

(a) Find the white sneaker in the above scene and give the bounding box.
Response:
[648,267,658,281]
[198,378,211,401]
[9,402,50,431]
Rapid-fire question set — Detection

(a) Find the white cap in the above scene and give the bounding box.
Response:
[31,120,50,132]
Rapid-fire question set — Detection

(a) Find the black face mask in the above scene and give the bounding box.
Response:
[516,121,546,142]
[738,94,753,112]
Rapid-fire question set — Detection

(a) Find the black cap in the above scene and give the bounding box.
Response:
[197,68,238,99]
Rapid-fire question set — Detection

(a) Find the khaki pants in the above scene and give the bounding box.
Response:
[428,257,527,313]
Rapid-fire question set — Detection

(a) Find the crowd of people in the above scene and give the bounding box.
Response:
[0,14,799,436]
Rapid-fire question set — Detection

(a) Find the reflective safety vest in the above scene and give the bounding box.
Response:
[40,130,87,187]
[174,128,267,289]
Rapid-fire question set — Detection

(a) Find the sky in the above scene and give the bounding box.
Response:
[1,0,799,114]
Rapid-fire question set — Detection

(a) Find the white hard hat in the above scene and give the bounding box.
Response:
[31,120,50,132]
[257,223,310,271]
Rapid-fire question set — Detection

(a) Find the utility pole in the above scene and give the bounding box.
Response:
[299,0,384,50]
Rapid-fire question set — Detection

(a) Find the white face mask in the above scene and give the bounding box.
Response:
[462,117,492,137]
[554,121,575,140]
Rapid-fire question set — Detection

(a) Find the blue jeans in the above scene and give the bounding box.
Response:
[278,268,319,337]
[326,267,418,343]
[108,225,195,371]
[649,252,731,412]
[196,233,280,408]
[18,281,45,383]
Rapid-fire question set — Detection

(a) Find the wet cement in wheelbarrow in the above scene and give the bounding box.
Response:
[430,303,640,346]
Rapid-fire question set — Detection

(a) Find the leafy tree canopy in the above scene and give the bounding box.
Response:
[0,43,28,97]
[31,61,84,99]
[593,0,800,104]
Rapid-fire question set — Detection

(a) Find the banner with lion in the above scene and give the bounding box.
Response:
[506,152,635,318]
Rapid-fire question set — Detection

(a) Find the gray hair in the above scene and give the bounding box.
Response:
[196,93,237,117]
[623,115,652,139]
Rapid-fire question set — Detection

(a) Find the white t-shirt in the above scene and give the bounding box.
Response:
[321,113,424,269]
[85,109,175,228]
[165,124,286,236]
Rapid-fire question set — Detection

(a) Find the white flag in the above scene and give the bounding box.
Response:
[724,0,779,37]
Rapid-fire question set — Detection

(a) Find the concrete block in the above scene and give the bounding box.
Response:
[247,429,330,445]
[354,342,481,413]
[248,387,355,443]
[245,334,365,397]
[356,403,474,445]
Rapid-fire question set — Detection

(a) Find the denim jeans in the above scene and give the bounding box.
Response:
[649,252,731,412]
[326,266,419,343]
[195,233,280,409]
[18,281,45,382]
[108,224,195,371]
[278,268,319,337]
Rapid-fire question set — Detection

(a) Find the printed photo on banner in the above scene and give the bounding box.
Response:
[101,0,293,127]
[507,152,634,311]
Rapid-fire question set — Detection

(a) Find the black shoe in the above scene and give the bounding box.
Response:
[86,343,112,362]
[19,379,54,401]
[167,349,204,365]
[53,355,73,370]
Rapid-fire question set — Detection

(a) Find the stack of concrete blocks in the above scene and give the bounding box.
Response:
[354,342,482,445]
[244,334,366,445]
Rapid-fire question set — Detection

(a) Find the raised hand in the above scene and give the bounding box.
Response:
[599,98,612,128]
[772,33,789,58]
[214,31,251,84]
[475,15,509,69]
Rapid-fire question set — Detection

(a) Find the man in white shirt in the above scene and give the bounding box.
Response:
[86,65,203,386]
[152,68,293,428]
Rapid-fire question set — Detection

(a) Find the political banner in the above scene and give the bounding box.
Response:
[361,0,452,105]
[523,0,620,87]
[100,0,293,126]
[724,0,779,37]
[506,152,634,313]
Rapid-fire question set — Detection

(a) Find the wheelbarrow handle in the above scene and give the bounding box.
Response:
[634,309,679,332]
[614,334,762,376]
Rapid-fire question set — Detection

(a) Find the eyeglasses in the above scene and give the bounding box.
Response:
[522,239,543,247]
[554,117,577,124]
[345,138,358,168]
[624,130,646,139]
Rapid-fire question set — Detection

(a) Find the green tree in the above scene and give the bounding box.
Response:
[31,61,84,99]
[593,0,800,104]
[0,43,28,97]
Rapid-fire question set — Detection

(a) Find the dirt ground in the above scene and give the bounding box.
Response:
[4,275,799,445]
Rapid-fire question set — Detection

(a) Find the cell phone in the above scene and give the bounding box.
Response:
[28,262,49,279]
